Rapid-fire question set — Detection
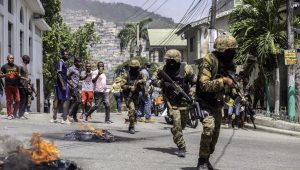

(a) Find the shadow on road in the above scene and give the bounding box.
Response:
[180,167,197,170]
[144,147,178,156]
[213,129,235,166]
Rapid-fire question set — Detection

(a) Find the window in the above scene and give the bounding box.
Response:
[29,19,32,30]
[8,0,13,14]
[20,31,24,57]
[190,37,195,52]
[8,22,13,53]
[20,7,24,24]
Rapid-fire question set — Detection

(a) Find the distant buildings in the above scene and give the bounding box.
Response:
[62,9,130,82]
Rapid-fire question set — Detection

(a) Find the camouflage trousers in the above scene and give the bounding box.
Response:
[199,107,222,159]
[168,105,188,149]
[125,97,139,128]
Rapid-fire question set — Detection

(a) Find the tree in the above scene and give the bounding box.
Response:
[118,18,152,58]
[229,0,287,114]
[41,1,100,98]
[72,22,100,61]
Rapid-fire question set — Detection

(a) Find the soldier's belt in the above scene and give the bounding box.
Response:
[171,106,188,110]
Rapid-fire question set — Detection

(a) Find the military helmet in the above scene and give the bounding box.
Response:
[213,34,237,52]
[129,59,140,67]
[164,49,181,62]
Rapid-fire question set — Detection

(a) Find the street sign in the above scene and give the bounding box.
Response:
[284,49,297,65]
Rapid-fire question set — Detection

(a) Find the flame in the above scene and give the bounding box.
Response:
[18,133,59,164]
[79,124,106,137]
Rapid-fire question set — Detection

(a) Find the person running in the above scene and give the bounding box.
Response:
[0,54,21,119]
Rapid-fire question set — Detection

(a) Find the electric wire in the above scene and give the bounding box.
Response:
[157,0,202,45]
[139,0,170,21]
[123,0,151,22]
[127,0,160,21]
[160,0,205,45]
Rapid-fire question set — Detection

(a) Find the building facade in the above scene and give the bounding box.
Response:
[0,0,50,112]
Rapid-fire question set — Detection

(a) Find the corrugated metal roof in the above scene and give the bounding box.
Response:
[147,29,186,47]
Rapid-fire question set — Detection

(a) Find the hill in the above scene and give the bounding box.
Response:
[61,0,176,28]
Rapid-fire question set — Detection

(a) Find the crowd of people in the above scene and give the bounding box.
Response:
[0,54,36,120]
[1,34,259,169]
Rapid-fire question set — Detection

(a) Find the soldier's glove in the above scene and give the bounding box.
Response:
[223,77,233,87]
[130,86,136,92]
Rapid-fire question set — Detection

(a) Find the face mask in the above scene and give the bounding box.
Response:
[166,59,178,67]
[222,49,236,63]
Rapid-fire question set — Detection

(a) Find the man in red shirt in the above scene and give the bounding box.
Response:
[0,54,20,119]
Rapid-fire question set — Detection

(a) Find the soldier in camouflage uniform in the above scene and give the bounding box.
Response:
[155,49,195,157]
[121,59,147,134]
[196,34,237,170]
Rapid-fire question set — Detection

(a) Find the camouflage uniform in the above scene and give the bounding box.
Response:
[156,49,195,157]
[122,59,147,134]
[196,34,237,169]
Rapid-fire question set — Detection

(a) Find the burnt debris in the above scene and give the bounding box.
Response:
[64,130,115,143]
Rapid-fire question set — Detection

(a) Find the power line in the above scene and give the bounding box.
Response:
[127,0,160,21]
[157,0,201,45]
[123,0,151,22]
[161,0,205,45]
[139,0,170,21]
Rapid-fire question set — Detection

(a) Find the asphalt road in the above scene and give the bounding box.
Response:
[1,112,300,170]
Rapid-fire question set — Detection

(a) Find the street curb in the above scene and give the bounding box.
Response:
[244,123,300,137]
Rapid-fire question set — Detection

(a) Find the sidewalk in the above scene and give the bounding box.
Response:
[245,114,300,137]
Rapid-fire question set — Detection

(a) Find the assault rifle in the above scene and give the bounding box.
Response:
[221,71,256,129]
[157,70,204,119]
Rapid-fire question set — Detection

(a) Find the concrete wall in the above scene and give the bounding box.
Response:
[0,0,45,112]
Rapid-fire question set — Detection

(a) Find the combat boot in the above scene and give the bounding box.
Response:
[197,157,214,170]
[128,126,135,134]
[177,147,186,157]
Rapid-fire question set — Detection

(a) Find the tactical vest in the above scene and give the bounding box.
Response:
[123,71,140,97]
[196,53,222,107]
[162,63,189,103]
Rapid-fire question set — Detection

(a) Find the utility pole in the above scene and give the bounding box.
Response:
[136,24,140,48]
[209,0,217,52]
[287,0,296,119]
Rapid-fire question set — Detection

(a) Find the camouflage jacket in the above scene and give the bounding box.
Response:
[196,53,231,108]
[153,63,195,105]
[121,70,148,98]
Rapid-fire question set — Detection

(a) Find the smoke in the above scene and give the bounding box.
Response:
[0,135,34,170]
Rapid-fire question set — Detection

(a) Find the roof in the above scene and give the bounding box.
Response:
[33,18,51,31]
[24,0,45,15]
[176,9,233,35]
[147,29,186,47]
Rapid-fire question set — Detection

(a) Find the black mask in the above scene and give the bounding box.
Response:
[129,67,139,77]
[166,59,180,69]
[222,49,236,63]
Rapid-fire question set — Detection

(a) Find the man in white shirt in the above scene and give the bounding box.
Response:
[85,61,112,124]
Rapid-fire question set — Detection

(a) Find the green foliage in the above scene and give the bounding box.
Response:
[117,18,152,57]
[42,2,100,97]
[229,0,287,75]
[41,0,63,26]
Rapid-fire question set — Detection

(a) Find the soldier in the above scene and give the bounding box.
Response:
[196,34,237,170]
[121,59,146,134]
[155,49,195,157]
